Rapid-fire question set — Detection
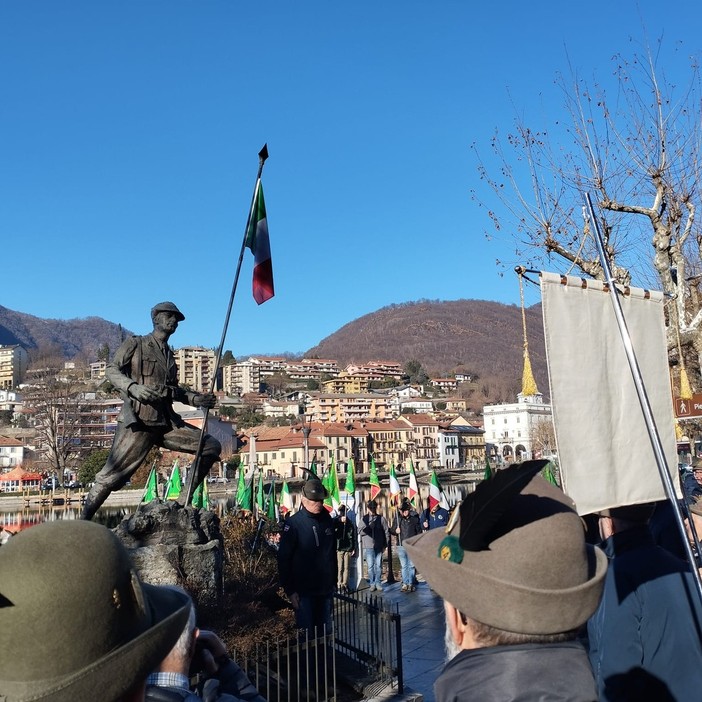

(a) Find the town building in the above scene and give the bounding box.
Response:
[321,372,371,394]
[482,392,554,462]
[399,414,442,470]
[0,435,25,469]
[305,392,394,423]
[0,345,28,389]
[450,417,486,466]
[173,346,219,393]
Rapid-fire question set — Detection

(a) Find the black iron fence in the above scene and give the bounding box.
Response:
[233,590,403,702]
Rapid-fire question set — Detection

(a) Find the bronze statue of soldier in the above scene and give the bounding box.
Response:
[81,302,221,520]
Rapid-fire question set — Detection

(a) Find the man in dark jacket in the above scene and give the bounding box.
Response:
[391,499,422,592]
[277,476,337,635]
[421,502,449,531]
[334,505,357,592]
[588,503,702,701]
[405,460,607,702]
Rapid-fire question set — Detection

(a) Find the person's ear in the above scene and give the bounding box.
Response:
[444,602,465,645]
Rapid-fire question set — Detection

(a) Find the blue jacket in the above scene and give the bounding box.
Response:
[421,506,449,531]
[587,526,702,701]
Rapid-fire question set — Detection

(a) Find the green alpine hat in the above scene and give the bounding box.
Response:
[0,520,190,702]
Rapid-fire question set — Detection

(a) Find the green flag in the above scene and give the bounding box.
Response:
[266,481,278,521]
[255,471,265,516]
[141,465,158,503]
[543,462,559,486]
[165,461,181,501]
[369,455,381,500]
[236,466,253,512]
[309,457,318,476]
[323,457,341,512]
[343,457,356,494]
[192,481,205,509]
[484,455,493,481]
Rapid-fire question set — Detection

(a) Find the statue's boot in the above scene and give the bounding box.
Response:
[81,483,112,520]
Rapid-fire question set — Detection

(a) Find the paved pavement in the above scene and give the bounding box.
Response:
[358,579,446,702]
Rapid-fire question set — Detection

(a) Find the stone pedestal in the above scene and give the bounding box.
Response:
[114,501,223,606]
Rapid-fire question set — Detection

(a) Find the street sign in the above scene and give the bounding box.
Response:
[674,395,702,419]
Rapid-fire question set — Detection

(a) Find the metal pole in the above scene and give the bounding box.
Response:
[182,144,269,506]
[584,192,702,606]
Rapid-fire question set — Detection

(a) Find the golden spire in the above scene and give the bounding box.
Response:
[519,271,539,396]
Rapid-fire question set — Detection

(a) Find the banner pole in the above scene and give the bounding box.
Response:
[584,192,702,607]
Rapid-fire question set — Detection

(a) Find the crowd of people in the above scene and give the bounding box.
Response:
[6,461,702,701]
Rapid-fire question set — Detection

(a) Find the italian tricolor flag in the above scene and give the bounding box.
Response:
[388,463,401,505]
[280,479,294,516]
[407,460,419,507]
[246,181,274,305]
[428,469,443,511]
[369,455,381,500]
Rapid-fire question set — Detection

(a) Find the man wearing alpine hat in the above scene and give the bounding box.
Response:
[277,473,337,635]
[405,459,607,702]
[0,519,192,702]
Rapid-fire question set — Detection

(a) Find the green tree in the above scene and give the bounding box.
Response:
[97,343,110,362]
[404,359,429,385]
[79,449,111,485]
[0,410,12,426]
[222,350,236,366]
[306,379,320,391]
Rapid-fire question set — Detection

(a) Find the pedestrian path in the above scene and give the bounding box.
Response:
[359,579,446,702]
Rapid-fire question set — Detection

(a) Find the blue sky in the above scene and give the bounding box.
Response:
[2,1,700,356]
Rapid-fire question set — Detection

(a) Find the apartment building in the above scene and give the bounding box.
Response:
[0,345,28,389]
[173,347,219,393]
[450,416,486,465]
[321,373,370,394]
[364,419,414,469]
[399,414,442,470]
[482,392,553,461]
[345,360,404,382]
[306,392,394,423]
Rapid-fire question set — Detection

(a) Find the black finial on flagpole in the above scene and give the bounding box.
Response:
[259,144,269,164]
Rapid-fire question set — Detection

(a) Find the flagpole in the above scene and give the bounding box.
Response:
[585,192,702,608]
[183,144,269,507]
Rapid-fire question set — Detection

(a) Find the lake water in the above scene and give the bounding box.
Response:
[0,478,479,534]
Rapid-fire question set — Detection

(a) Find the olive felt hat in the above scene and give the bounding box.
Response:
[0,520,191,702]
[404,461,607,635]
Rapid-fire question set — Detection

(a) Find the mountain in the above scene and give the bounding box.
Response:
[0,299,548,403]
[0,305,132,362]
[306,299,548,397]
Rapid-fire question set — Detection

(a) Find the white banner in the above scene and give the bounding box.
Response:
[540,271,678,515]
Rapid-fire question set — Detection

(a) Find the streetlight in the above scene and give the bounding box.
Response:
[299,412,312,476]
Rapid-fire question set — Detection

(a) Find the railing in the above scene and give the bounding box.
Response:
[232,590,403,702]
[333,589,403,696]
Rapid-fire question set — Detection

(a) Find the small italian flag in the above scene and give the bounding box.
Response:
[246,180,274,305]
[407,460,419,507]
[280,479,294,516]
[369,455,381,500]
[428,469,443,511]
[388,463,401,505]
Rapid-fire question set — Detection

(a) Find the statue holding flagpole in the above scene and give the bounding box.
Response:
[82,144,275,520]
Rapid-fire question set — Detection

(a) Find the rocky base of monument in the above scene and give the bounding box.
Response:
[114,500,223,606]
